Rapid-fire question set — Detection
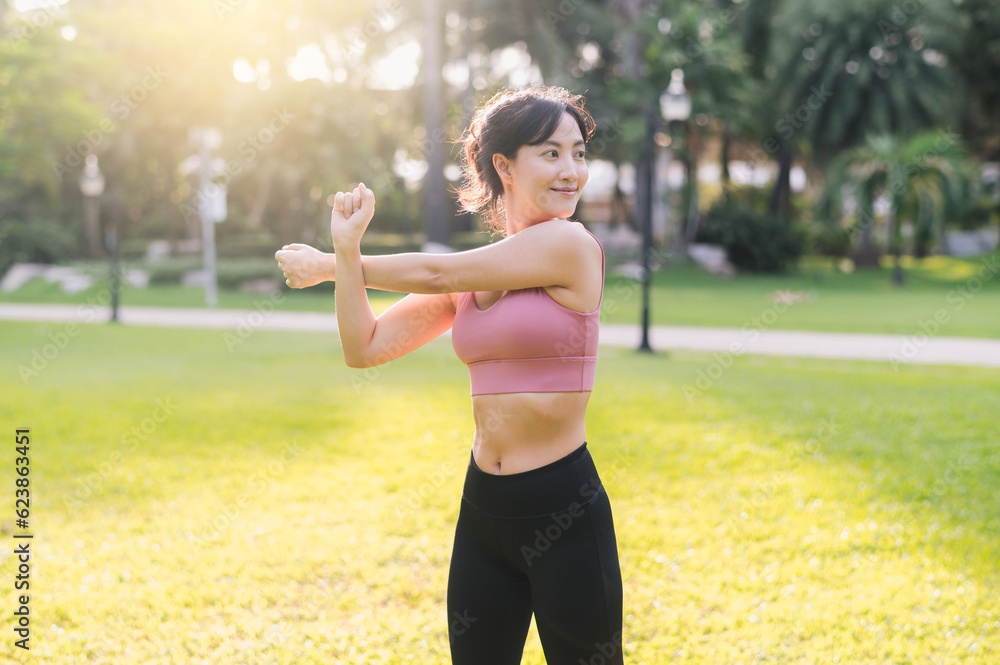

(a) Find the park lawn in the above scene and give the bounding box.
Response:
[1,320,998,664]
[3,251,999,338]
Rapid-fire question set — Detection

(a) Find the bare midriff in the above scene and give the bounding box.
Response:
[470,390,590,475]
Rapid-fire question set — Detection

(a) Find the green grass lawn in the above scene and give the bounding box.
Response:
[3,251,999,337]
[1,321,998,663]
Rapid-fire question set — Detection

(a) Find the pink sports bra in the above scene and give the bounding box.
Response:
[451,232,604,396]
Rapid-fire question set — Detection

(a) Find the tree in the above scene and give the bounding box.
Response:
[0,7,104,273]
[772,0,963,265]
[773,0,961,164]
[645,1,750,247]
[950,0,1000,230]
[822,131,971,285]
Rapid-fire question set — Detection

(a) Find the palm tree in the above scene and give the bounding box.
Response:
[822,131,970,285]
[772,0,962,165]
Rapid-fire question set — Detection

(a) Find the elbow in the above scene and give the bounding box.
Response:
[342,349,373,369]
[421,256,455,294]
[424,266,454,294]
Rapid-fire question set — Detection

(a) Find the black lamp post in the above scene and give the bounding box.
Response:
[107,186,122,323]
[79,155,119,322]
[638,69,690,352]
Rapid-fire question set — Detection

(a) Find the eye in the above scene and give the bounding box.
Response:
[544,149,558,158]
[575,150,586,159]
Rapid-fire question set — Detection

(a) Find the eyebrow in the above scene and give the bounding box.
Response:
[540,139,586,148]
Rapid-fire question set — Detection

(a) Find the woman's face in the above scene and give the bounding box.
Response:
[496,111,589,226]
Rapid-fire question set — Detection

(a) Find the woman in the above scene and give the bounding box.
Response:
[275,86,624,664]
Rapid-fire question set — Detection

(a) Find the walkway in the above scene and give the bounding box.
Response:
[1,303,998,369]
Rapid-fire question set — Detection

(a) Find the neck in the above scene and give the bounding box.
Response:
[502,191,546,236]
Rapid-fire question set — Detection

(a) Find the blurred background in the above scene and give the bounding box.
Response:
[3,4,1000,662]
[0,0,998,293]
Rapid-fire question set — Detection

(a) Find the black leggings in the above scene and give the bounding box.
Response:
[447,442,624,664]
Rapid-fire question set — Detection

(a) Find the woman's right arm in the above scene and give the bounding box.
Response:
[329,183,457,368]
[275,229,455,369]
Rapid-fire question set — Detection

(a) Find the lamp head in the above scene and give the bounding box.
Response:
[79,154,105,197]
[660,69,691,122]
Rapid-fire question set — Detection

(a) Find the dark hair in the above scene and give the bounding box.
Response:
[456,86,596,235]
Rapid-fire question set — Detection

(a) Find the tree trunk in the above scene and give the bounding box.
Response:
[683,126,700,248]
[247,170,272,228]
[422,0,449,247]
[913,192,933,259]
[455,0,476,234]
[853,209,882,268]
[769,136,792,220]
[619,0,644,235]
[720,122,731,201]
[888,208,904,286]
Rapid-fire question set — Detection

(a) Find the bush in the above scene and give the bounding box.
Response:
[146,258,202,286]
[146,257,282,289]
[808,222,852,258]
[0,217,79,277]
[696,203,804,273]
[215,258,284,290]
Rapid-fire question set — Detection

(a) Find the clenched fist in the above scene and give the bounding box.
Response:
[274,243,335,288]
[331,182,376,247]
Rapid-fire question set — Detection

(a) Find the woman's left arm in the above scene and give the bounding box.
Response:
[359,219,599,295]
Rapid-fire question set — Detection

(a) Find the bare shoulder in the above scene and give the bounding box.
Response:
[563,220,604,266]
[516,219,602,257]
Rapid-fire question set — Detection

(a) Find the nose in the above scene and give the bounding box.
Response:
[558,157,577,182]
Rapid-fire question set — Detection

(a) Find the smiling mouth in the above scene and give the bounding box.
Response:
[551,188,578,196]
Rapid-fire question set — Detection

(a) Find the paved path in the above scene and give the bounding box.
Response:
[1,303,998,369]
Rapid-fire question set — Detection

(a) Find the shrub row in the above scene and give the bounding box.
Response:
[696,203,805,273]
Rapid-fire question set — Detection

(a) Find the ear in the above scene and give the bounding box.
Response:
[492,153,514,184]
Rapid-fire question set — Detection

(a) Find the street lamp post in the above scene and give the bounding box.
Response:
[638,69,690,353]
[637,104,656,352]
[79,154,105,259]
[661,69,692,256]
[106,186,123,323]
[190,127,223,307]
[79,155,121,322]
